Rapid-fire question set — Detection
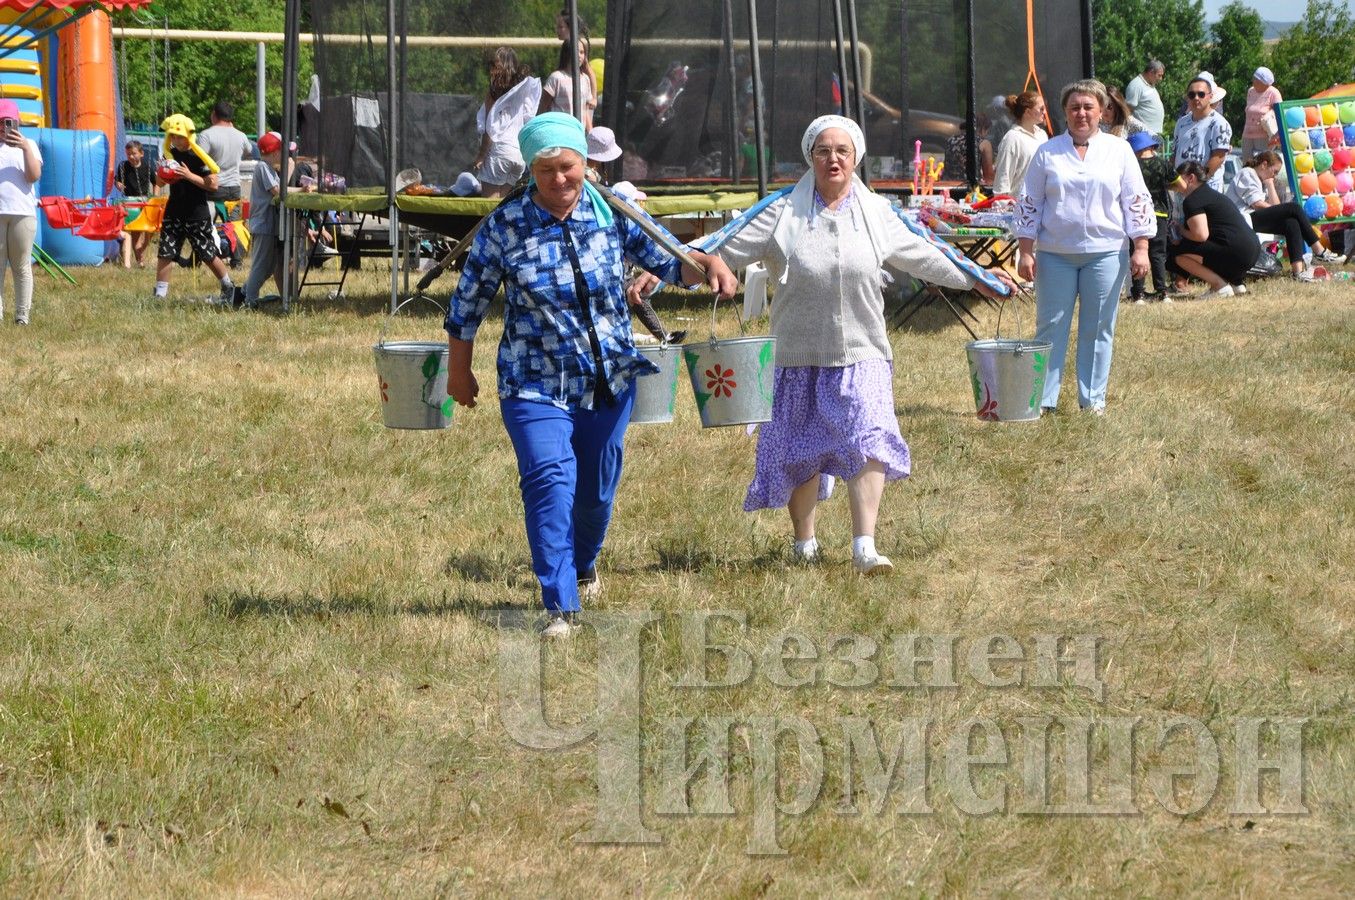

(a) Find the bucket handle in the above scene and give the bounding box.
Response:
[708,287,748,339]
[378,292,447,347]
[992,288,1027,343]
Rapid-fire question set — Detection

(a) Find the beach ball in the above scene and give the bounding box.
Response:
[1336,148,1354,171]
[1295,152,1315,174]
[1342,102,1355,124]
[1329,126,1346,148]
[1304,195,1327,219]
[1344,192,1355,215]
[1309,128,1327,149]
[1337,172,1354,194]
[1316,150,1334,172]
[1326,194,1342,218]
[1284,107,1307,129]
[1290,130,1311,151]
[1322,104,1340,126]
[1318,171,1338,194]
[1300,173,1320,196]
[1306,106,1321,127]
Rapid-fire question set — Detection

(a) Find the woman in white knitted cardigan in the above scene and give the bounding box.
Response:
[715,115,1011,575]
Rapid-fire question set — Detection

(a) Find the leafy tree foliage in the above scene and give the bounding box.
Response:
[1202,1,1266,126]
[1269,0,1355,99]
[1091,0,1207,119]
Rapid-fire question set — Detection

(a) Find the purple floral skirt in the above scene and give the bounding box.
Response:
[743,358,912,512]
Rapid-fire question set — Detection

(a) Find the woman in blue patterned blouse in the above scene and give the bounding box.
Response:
[445,112,737,638]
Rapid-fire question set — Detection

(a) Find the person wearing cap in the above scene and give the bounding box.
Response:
[243,132,292,307]
[444,112,738,639]
[1242,67,1283,159]
[0,98,41,325]
[1172,76,1233,191]
[1124,60,1166,137]
[712,115,1013,575]
[154,114,238,305]
[1128,130,1181,302]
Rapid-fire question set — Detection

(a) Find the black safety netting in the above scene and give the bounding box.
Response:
[604,0,1089,188]
[291,0,1088,192]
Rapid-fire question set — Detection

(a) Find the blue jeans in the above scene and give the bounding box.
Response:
[500,385,635,613]
[1034,249,1128,411]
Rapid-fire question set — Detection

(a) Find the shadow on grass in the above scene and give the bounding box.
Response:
[442,551,534,588]
[649,538,790,574]
[203,588,534,620]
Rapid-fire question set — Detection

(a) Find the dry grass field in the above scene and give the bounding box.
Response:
[0,259,1351,896]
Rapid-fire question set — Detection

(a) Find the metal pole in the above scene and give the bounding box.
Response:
[898,0,911,174]
[256,42,266,136]
[830,0,849,118]
[387,0,399,314]
[721,0,739,183]
[745,0,767,198]
[965,0,978,190]
[280,0,299,313]
[1080,0,1094,77]
[845,0,866,183]
[568,0,582,124]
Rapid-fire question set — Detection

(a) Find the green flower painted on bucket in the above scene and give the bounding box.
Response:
[756,339,774,404]
[1028,351,1048,412]
[968,359,983,411]
[683,348,713,413]
[420,351,451,417]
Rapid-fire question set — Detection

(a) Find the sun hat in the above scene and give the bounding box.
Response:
[1254,66,1275,86]
[1128,131,1161,153]
[586,126,622,162]
[1211,84,1227,105]
[451,171,481,196]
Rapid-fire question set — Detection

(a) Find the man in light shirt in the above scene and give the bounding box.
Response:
[1172,76,1233,191]
[1124,60,1166,136]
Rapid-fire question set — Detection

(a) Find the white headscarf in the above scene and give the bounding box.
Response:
[769,114,889,284]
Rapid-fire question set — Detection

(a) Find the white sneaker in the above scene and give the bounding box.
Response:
[1197,285,1235,299]
[1232,283,1248,295]
[853,553,894,576]
[1313,248,1345,263]
[1294,268,1316,283]
[542,614,575,639]
[577,571,602,602]
[792,538,820,563]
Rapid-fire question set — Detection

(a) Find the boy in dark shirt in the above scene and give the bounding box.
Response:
[153,114,238,305]
[1128,131,1180,302]
[114,141,154,266]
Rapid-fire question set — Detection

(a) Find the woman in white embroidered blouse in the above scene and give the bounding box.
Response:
[993,91,1047,196]
[1015,79,1155,415]
[474,48,542,198]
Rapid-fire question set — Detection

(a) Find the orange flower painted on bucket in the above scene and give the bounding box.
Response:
[705,365,737,398]
[380,379,390,403]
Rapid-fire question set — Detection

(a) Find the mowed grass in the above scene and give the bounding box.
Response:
[0,259,1352,896]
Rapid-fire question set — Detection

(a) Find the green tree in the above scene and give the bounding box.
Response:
[1269,0,1355,99]
[1092,0,1208,118]
[1202,1,1266,126]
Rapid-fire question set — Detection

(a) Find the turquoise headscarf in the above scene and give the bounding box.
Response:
[518,112,612,226]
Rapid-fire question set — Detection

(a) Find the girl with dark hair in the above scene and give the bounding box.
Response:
[475,48,541,197]
[1101,86,1147,139]
[1169,160,1260,297]
[1227,150,1344,279]
[538,38,595,131]
[993,90,1047,194]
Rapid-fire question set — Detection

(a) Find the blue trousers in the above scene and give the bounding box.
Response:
[500,385,635,613]
[1034,249,1128,411]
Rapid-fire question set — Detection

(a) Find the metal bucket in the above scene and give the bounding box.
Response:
[632,344,682,425]
[372,295,453,430]
[964,339,1051,422]
[682,336,776,428]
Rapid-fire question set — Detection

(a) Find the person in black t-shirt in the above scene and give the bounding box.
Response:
[1168,160,1260,299]
[153,114,238,305]
[114,141,154,266]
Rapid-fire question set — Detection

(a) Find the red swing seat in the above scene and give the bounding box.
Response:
[39,196,88,229]
[74,205,127,241]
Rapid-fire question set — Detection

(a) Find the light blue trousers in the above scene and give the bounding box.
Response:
[1034,249,1128,411]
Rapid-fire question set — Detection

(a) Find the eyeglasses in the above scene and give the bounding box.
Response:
[811,146,853,161]
[1187,91,1208,99]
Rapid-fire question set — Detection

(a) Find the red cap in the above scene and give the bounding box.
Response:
[257,131,282,154]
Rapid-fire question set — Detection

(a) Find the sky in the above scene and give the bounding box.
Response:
[1203,0,1353,20]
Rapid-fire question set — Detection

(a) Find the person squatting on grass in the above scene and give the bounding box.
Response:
[152,114,238,305]
[0,98,42,326]
[1169,161,1260,298]
[444,113,737,639]
[1015,79,1155,415]
[710,115,1012,575]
